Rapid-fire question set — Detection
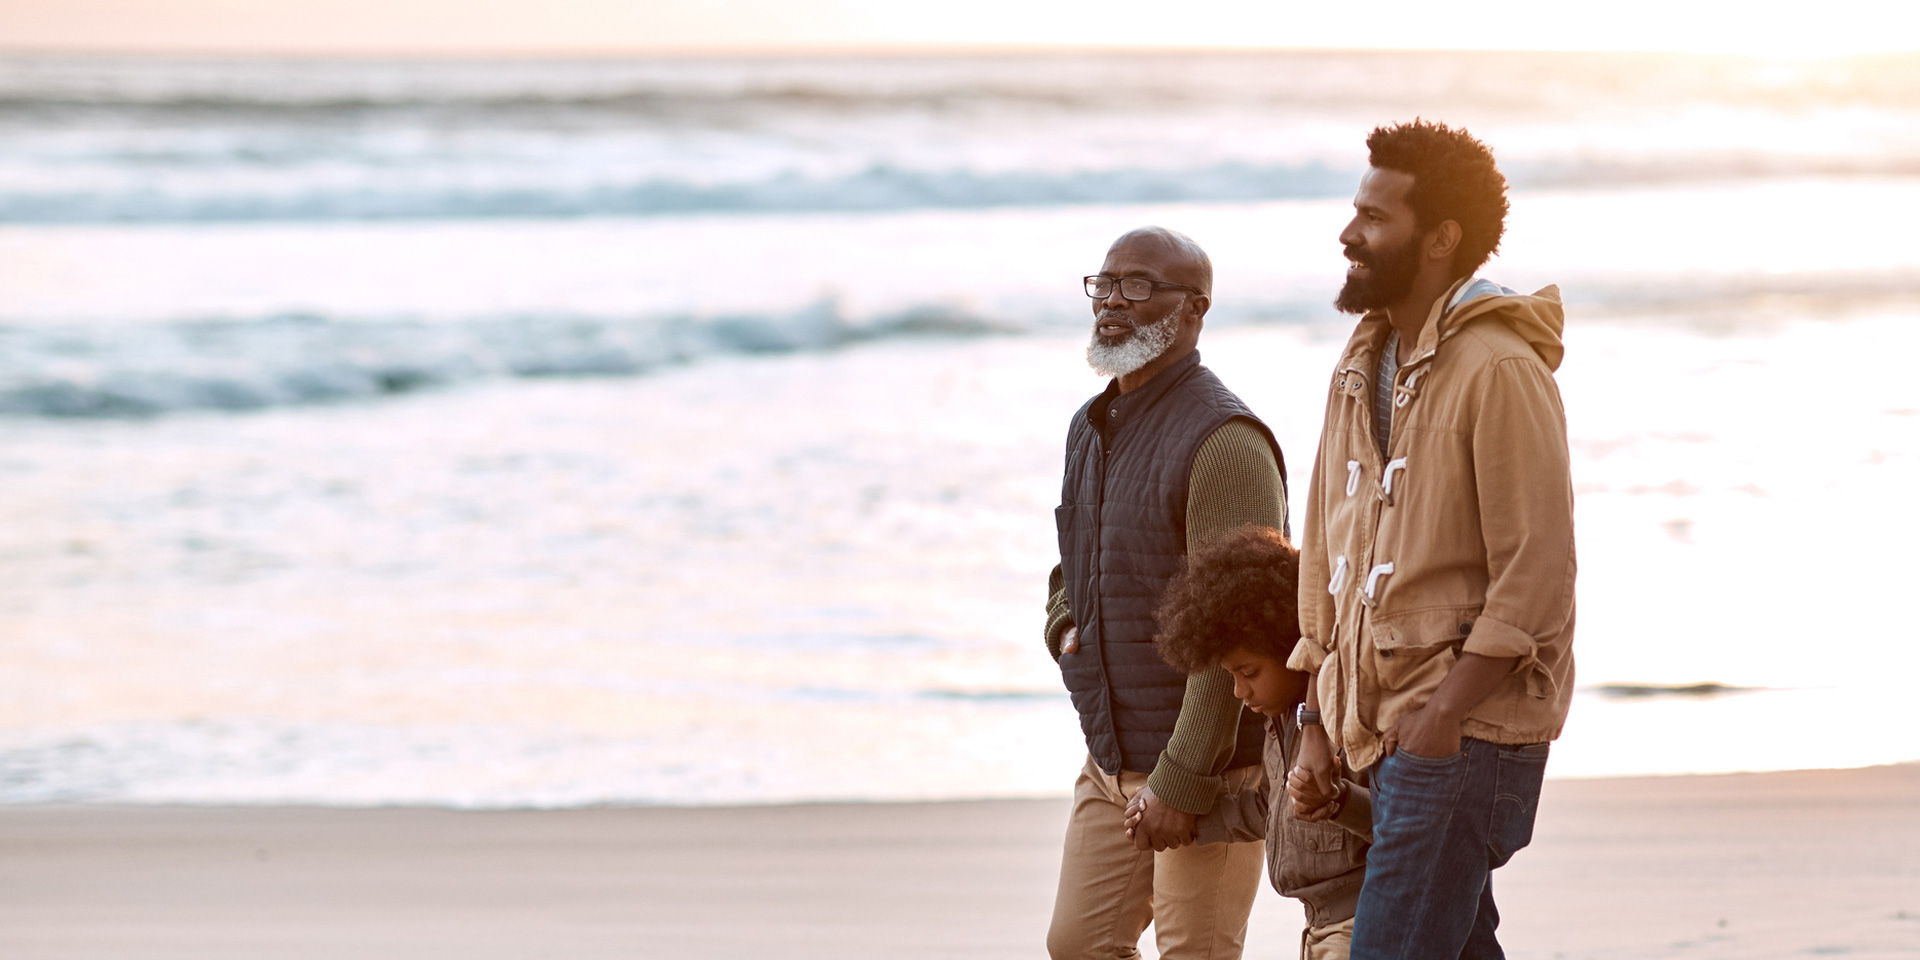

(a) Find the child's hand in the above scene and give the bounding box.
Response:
[1287,767,1340,822]
[1124,786,1196,852]
[1123,795,1146,841]
[1292,723,1340,815]
[1286,763,1333,806]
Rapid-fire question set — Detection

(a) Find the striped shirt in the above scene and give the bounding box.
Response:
[1370,281,1519,462]
[1373,329,1400,461]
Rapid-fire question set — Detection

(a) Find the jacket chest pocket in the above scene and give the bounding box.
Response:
[1273,815,1358,890]
[1368,605,1481,692]
[1287,818,1348,853]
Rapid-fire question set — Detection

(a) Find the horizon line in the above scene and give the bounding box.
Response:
[2,43,1914,63]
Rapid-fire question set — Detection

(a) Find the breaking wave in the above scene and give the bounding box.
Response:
[11,266,1919,418]
[13,156,1920,223]
[0,162,1365,223]
[0,305,1008,418]
[6,52,1920,223]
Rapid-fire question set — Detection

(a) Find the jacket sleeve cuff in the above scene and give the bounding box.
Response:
[1147,752,1222,816]
[1287,635,1328,673]
[1193,774,1270,846]
[1461,614,1537,663]
[1333,781,1373,842]
[1461,614,1555,699]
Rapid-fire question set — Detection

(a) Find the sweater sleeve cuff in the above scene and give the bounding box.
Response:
[1147,752,1222,816]
[1287,635,1328,673]
[1044,611,1073,662]
[1044,563,1072,662]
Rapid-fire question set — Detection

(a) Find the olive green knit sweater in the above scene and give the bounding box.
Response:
[1044,416,1287,815]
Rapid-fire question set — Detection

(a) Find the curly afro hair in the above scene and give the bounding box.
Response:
[1366,119,1510,278]
[1153,525,1301,674]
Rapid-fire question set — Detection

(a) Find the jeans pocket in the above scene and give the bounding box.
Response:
[1376,748,1469,833]
[1487,742,1549,866]
[1380,745,1465,794]
[1493,742,1549,789]
[1394,745,1466,765]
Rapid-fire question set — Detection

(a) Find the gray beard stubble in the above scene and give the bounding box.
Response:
[1085,300,1183,379]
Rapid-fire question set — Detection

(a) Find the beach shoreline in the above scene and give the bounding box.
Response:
[1,762,1914,959]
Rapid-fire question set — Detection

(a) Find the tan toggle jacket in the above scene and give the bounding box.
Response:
[1288,277,1577,773]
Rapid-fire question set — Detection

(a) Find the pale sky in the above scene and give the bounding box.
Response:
[1,0,1916,57]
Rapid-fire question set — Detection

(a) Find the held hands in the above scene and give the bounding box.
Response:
[1286,766,1344,822]
[1287,722,1340,821]
[1381,701,1463,760]
[1121,785,1196,852]
[1068,629,1191,853]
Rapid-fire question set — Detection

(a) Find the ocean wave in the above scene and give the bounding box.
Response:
[0,162,1364,222]
[11,156,1920,224]
[0,83,1113,114]
[5,51,1919,111]
[9,267,1919,418]
[6,52,1920,224]
[0,306,1010,418]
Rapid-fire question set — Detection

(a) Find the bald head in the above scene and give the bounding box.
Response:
[1087,226,1212,390]
[1106,226,1212,296]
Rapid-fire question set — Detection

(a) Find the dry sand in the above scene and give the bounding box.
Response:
[1,764,1915,960]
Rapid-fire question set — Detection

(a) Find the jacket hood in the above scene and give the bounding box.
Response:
[1438,278,1566,372]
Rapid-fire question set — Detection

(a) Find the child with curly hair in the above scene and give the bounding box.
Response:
[1128,525,1373,960]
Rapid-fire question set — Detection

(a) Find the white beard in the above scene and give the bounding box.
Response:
[1086,302,1182,379]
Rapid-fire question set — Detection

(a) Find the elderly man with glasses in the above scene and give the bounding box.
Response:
[1044,226,1289,960]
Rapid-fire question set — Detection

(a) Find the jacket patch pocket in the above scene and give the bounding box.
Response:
[1367,605,1481,693]
[1299,823,1347,853]
[1274,816,1358,892]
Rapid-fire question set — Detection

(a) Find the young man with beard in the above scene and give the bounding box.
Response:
[1044,226,1289,960]
[1286,121,1576,959]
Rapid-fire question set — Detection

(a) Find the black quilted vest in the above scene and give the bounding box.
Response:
[1055,350,1285,776]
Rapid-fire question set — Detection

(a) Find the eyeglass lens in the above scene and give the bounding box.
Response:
[1084,277,1156,300]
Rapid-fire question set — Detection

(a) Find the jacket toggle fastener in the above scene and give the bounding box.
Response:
[1360,562,1393,608]
[1380,458,1408,505]
[1392,366,1429,410]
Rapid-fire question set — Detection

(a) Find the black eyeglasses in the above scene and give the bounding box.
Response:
[1084,275,1200,301]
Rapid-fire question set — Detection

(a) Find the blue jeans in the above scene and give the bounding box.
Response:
[1349,737,1549,960]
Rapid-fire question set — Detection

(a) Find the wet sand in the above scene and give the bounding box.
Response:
[1,763,1915,959]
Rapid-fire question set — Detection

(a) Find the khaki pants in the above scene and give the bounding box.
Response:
[1301,917,1354,960]
[1047,755,1265,960]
